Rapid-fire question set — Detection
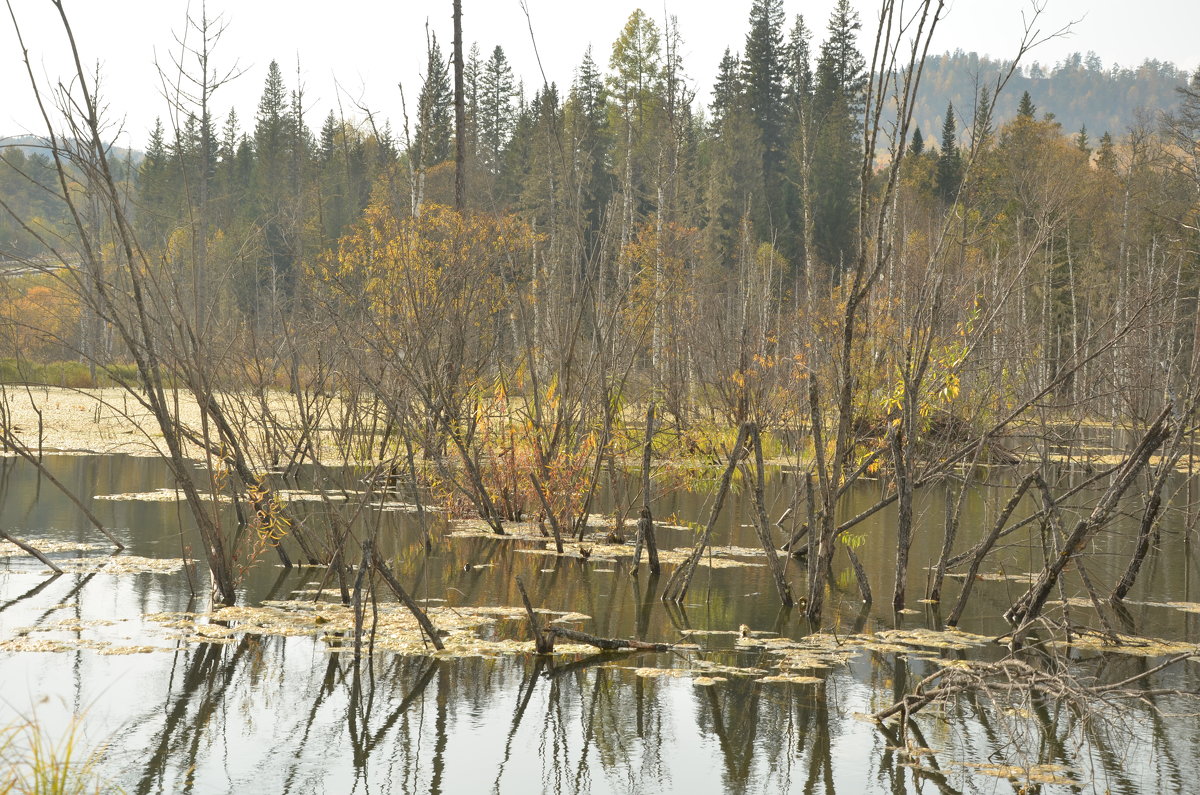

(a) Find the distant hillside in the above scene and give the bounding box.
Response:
[909,51,1195,146]
[0,135,143,165]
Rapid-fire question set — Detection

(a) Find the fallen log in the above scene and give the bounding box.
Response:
[517,575,670,653]
[545,626,671,652]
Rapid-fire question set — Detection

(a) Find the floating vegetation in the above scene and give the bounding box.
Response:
[0,631,172,654]
[96,645,165,655]
[139,600,601,658]
[758,674,823,685]
[691,676,726,686]
[0,540,106,557]
[863,627,992,651]
[1051,631,1197,657]
[516,542,768,569]
[92,487,405,506]
[944,571,1038,583]
[633,667,693,679]
[960,762,1078,786]
[690,660,771,677]
[94,489,231,503]
[47,556,185,575]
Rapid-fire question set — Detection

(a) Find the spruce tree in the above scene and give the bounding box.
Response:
[909,127,924,157]
[1075,125,1091,155]
[786,15,813,109]
[711,49,743,129]
[568,46,612,256]
[1096,131,1117,171]
[254,59,292,208]
[741,0,787,176]
[971,85,994,152]
[138,118,172,241]
[415,34,453,169]
[809,0,866,272]
[936,104,962,202]
[478,46,517,173]
[1017,90,1036,120]
[815,0,866,115]
[784,14,815,270]
[319,111,338,163]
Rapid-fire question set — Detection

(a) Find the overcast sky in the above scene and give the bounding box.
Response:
[2,0,1197,149]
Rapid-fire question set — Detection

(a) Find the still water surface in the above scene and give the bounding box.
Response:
[1,454,1198,793]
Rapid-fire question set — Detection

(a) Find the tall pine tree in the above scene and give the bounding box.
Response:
[415,34,453,170]
[478,46,517,174]
[810,0,865,273]
[741,0,788,239]
[936,104,962,203]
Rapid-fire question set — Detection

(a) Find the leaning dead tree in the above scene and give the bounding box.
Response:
[3,2,443,642]
[1005,403,1182,634]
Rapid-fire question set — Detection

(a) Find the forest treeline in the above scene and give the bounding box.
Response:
[1,0,1199,618]
[2,0,1197,425]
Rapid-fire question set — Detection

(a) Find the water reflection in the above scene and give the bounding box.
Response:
[0,455,1198,792]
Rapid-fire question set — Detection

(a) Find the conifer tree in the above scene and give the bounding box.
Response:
[706,48,759,266]
[415,34,453,169]
[936,104,962,202]
[319,111,338,163]
[741,0,788,231]
[971,85,994,152]
[909,126,924,157]
[809,0,865,272]
[138,117,173,241]
[711,49,743,129]
[567,47,612,249]
[252,59,294,220]
[478,46,517,173]
[784,14,815,277]
[1075,125,1091,156]
[1096,130,1117,171]
[608,10,663,245]
[1017,90,1037,120]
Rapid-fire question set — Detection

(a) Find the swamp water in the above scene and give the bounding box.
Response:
[1,454,1198,793]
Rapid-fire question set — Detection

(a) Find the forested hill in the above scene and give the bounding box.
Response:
[910,51,1192,145]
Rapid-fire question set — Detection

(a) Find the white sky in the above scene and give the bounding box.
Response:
[2,0,1197,149]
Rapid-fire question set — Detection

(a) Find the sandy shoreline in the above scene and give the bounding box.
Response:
[0,385,349,465]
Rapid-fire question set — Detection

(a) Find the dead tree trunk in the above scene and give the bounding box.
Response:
[891,424,915,612]
[452,0,466,211]
[528,470,564,554]
[662,423,749,603]
[946,471,1036,627]
[1110,415,1187,603]
[1005,405,1171,630]
[632,402,660,575]
[746,423,794,606]
[372,549,444,650]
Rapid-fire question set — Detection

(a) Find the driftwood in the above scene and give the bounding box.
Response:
[0,530,62,573]
[516,575,555,653]
[872,652,1200,725]
[517,575,670,653]
[545,626,670,652]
